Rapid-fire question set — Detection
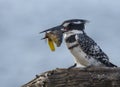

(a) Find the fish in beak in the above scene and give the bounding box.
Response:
[40,25,63,51]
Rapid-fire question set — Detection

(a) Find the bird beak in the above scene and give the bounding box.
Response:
[40,25,63,33]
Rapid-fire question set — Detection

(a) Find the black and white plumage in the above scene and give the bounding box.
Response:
[62,19,117,68]
[41,19,117,68]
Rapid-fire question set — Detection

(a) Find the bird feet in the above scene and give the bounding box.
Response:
[68,63,77,69]
[68,64,94,71]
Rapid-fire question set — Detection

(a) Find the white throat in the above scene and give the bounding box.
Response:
[64,30,83,39]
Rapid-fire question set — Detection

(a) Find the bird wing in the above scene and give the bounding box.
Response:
[76,33,117,67]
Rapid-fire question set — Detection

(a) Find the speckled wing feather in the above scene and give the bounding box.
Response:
[76,33,117,67]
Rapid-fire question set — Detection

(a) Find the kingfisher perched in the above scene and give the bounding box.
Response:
[41,19,117,68]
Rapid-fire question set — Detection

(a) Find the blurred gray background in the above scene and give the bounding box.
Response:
[0,0,120,87]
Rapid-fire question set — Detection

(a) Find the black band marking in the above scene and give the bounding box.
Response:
[68,44,79,49]
[65,35,76,43]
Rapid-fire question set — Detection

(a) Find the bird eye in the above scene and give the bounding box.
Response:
[64,27,68,30]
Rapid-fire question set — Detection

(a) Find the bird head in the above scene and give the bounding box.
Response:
[40,19,89,51]
[61,19,89,33]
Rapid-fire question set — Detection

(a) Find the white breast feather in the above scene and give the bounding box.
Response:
[64,31,102,67]
[67,42,102,66]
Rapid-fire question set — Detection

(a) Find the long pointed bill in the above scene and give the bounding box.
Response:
[40,25,63,33]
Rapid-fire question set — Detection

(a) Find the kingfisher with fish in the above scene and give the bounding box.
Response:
[40,19,117,69]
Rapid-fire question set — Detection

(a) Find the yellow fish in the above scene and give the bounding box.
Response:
[41,30,63,52]
[47,37,55,51]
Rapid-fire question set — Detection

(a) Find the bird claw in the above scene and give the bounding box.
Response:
[68,63,77,69]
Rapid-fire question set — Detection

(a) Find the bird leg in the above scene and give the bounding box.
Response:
[68,63,77,69]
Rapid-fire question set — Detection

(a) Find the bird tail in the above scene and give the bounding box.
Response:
[106,62,117,67]
[98,58,117,67]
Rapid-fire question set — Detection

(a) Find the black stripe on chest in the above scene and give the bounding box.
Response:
[65,35,76,43]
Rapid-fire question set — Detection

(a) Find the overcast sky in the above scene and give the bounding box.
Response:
[0,0,120,87]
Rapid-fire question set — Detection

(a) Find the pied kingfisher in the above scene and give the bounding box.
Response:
[41,19,117,68]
